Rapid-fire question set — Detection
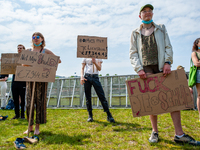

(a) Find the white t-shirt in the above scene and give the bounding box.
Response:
[82,58,103,74]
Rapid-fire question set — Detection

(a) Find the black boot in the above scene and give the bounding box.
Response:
[87,111,93,122]
[107,111,115,123]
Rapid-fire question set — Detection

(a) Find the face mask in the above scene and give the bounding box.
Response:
[34,43,42,47]
[198,47,200,50]
[142,19,153,24]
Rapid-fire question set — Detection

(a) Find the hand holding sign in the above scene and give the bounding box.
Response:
[126,69,194,117]
[15,50,60,82]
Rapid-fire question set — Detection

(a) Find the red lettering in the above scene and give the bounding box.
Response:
[155,76,170,91]
[158,91,169,111]
[138,80,148,93]
[146,77,156,92]
[128,80,137,95]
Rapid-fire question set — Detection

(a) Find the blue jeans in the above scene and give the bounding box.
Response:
[84,74,109,112]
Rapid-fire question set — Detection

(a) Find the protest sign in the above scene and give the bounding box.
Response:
[77,35,107,59]
[1,53,20,74]
[17,50,60,68]
[126,69,194,117]
[15,66,56,82]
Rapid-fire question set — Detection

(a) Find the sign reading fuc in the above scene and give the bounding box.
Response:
[77,35,107,59]
[126,69,194,117]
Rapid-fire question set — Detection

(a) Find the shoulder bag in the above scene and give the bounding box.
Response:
[188,54,197,87]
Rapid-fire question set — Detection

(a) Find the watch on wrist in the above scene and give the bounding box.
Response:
[165,61,171,65]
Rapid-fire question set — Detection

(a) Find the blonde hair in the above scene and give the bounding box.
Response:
[32,32,46,49]
[177,65,184,70]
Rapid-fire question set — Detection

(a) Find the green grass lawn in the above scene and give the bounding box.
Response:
[0,109,200,150]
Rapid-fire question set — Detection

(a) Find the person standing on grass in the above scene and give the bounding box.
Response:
[129,4,200,145]
[23,32,61,135]
[80,58,115,123]
[11,44,26,119]
[0,72,8,110]
[191,38,200,121]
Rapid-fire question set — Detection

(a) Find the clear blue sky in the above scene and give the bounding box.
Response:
[0,0,199,77]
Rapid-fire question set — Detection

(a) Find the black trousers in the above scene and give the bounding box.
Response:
[84,74,109,112]
[12,82,26,118]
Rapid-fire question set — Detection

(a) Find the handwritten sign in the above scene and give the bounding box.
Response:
[18,50,60,68]
[126,69,194,117]
[77,35,107,59]
[1,53,20,74]
[15,66,56,82]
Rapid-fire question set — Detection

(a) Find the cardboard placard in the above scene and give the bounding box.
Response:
[18,50,60,68]
[77,35,107,59]
[1,53,20,74]
[126,69,194,117]
[15,66,56,82]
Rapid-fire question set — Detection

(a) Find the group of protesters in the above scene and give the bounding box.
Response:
[0,3,200,147]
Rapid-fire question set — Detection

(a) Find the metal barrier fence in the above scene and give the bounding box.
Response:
[46,74,139,108]
[5,73,197,109]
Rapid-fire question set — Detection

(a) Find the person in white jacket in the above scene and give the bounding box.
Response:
[129,4,200,146]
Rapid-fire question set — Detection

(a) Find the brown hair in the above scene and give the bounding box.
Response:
[32,32,46,49]
[17,44,25,50]
[192,38,200,51]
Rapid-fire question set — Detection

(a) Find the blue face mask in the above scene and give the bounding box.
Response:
[34,43,42,47]
[142,19,153,24]
[198,47,200,50]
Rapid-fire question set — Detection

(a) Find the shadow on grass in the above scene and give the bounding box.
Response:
[152,138,199,149]
[93,120,151,132]
[93,120,139,126]
[39,131,91,145]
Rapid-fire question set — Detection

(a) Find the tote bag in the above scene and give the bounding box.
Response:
[188,57,197,87]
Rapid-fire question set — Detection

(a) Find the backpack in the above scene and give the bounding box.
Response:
[6,99,15,110]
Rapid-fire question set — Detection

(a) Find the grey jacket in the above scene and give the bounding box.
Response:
[129,22,173,73]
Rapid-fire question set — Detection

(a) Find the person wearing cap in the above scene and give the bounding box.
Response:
[129,4,200,145]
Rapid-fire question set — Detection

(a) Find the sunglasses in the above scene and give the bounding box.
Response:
[32,36,40,39]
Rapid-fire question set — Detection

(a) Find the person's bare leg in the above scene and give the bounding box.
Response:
[150,115,158,132]
[23,125,33,134]
[170,111,184,136]
[34,124,40,135]
[196,84,200,120]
